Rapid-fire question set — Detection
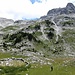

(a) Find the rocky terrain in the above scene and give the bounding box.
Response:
[47,3,75,16]
[0,2,75,75]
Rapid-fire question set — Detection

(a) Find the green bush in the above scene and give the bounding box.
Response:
[0,64,31,75]
[3,30,37,45]
[34,25,40,31]
[45,20,54,26]
[47,32,54,39]
[62,21,73,26]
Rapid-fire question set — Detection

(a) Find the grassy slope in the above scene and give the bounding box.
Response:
[1,55,74,75]
[19,57,75,75]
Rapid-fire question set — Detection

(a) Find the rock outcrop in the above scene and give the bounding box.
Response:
[47,3,75,16]
[0,18,14,27]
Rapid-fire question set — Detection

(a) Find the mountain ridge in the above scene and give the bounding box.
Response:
[0,3,75,57]
[47,3,75,16]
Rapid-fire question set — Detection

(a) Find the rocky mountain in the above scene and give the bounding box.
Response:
[0,3,75,75]
[0,3,75,63]
[47,3,75,16]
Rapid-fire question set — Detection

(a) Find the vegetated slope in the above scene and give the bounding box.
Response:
[0,3,75,58]
[1,15,75,57]
[0,16,75,75]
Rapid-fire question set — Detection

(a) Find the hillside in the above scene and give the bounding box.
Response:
[0,2,75,75]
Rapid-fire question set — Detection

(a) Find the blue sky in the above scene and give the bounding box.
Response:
[30,0,36,4]
[0,0,74,20]
[30,0,41,4]
[30,0,47,4]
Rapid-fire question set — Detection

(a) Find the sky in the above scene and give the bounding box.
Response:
[0,0,75,20]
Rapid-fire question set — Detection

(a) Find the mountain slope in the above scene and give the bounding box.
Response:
[0,3,75,58]
[0,3,75,75]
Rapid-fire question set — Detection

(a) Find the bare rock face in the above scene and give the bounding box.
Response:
[0,18,14,27]
[47,3,75,16]
[66,3,75,10]
[65,3,75,14]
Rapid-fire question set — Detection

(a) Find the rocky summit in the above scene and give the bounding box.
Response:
[47,3,75,16]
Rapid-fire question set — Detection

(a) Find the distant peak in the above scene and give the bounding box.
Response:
[66,3,75,8]
[47,3,75,16]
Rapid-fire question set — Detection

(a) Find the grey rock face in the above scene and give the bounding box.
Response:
[66,3,75,10]
[47,3,75,16]
[0,18,14,27]
[14,20,35,25]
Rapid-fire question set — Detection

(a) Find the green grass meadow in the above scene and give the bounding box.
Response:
[0,52,75,75]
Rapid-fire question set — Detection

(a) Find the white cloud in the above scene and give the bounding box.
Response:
[0,0,74,20]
